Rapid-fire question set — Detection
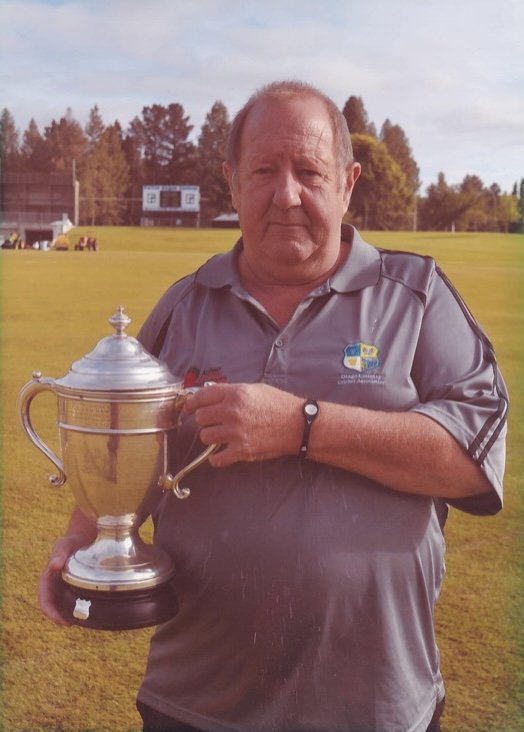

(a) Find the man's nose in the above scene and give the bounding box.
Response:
[272,171,302,209]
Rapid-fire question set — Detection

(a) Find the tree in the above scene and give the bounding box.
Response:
[85,105,105,150]
[122,130,145,225]
[43,109,88,174]
[347,134,413,230]
[342,96,376,136]
[419,173,462,230]
[497,193,519,233]
[128,103,195,184]
[380,119,420,195]
[80,122,130,225]
[19,118,48,172]
[0,108,20,172]
[455,175,486,231]
[419,174,521,232]
[196,100,231,223]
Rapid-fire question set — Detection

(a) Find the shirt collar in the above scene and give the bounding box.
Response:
[195,224,381,294]
[329,224,382,293]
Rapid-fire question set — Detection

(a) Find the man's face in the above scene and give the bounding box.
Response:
[224,95,360,285]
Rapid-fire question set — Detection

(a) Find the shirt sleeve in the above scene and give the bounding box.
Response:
[410,265,508,516]
[137,276,195,356]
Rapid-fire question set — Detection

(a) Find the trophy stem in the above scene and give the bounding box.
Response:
[62,513,175,592]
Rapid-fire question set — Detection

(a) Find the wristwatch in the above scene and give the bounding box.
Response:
[299,399,319,457]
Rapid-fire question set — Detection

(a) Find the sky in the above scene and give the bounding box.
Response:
[1,0,523,193]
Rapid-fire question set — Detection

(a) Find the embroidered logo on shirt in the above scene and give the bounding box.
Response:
[183,366,227,388]
[343,342,380,372]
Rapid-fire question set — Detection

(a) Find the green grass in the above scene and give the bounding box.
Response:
[1,227,523,731]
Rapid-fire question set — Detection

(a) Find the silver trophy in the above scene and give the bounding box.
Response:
[17,307,215,630]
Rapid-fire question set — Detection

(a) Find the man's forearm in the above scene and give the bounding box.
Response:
[307,402,492,499]
[186,382,492,499]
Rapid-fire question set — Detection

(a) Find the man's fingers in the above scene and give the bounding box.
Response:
[183,383,227,415]
[37,537,80,626]
[38,565,70,626]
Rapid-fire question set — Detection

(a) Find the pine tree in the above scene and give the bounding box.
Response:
[122,130,145,225]
[19,118,48,172]
[197,100,231,223]
[379,119,420,194]
[44,110,87,174]
[419,173,470,231]
[342,96,376,136]
[347,134,412,230]
[85,105,105,150]
[0,108,20,172]
[129,103,195,184]
[80,122,130,225]
[455,175,486,231]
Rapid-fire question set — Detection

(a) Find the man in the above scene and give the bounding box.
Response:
[40,81,508,732]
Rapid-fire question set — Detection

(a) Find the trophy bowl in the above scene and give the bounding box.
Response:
[17,306,215,630]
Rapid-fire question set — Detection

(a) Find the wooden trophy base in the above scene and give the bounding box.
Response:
[57,578,179,630]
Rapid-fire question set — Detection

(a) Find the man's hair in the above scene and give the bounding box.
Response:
[225,80,354,176]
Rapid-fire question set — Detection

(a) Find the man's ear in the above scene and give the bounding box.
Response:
[222,161,238,211]
[343,162,361,209]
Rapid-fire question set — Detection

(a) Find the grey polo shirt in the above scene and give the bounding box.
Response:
[137,225,507,732]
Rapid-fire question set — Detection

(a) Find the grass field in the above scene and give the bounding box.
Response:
[1,226,523,731]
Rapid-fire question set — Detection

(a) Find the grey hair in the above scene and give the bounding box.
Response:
[225,80,354,177]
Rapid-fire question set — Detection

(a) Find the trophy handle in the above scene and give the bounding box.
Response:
[17,372,67,487]
[159,443,219,500]
[158,381,220,500]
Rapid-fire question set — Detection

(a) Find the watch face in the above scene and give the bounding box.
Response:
[304,402,319,417]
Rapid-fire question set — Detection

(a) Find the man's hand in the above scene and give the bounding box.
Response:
[38,537,79,626]
[38,509,97,625]
[183,382,303,468]
[184,383,492,499]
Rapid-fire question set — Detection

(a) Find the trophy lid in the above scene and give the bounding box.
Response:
[56,306,181,391]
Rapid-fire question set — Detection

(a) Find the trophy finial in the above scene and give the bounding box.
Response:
[109,306,131,337]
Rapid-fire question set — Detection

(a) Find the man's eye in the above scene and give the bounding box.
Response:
[301,169,322,180]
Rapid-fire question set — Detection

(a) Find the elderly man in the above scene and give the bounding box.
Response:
[40,81,507,732]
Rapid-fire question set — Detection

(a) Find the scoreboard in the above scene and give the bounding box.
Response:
[142,185,200,212]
